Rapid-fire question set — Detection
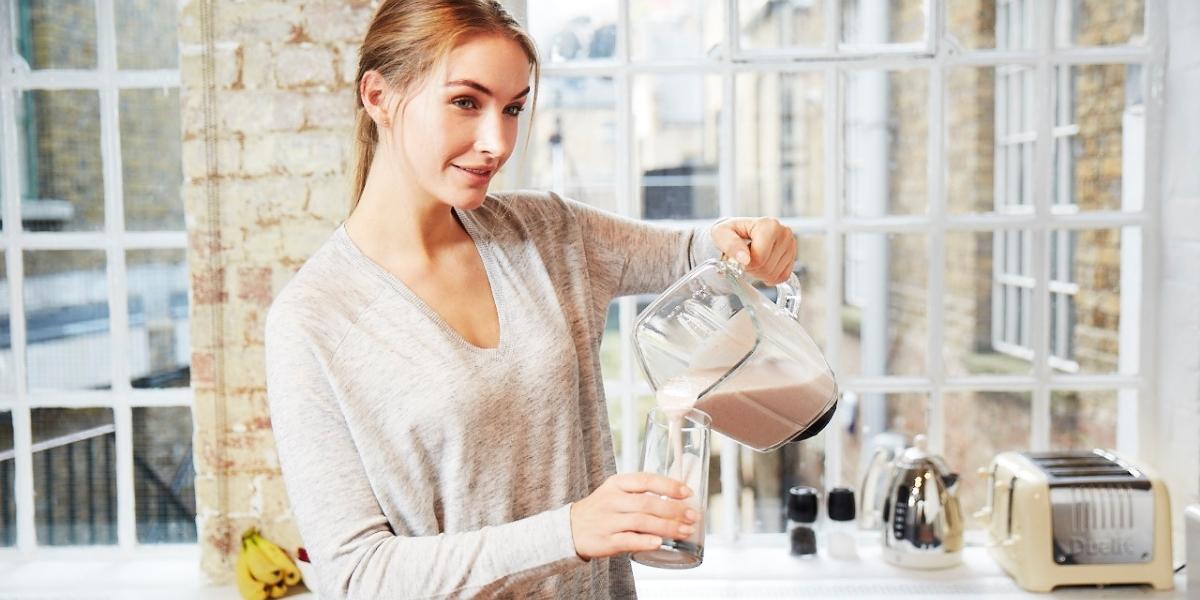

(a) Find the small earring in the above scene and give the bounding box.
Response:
[380,118,391,128]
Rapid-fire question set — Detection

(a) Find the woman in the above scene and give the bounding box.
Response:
[264,1,798,598]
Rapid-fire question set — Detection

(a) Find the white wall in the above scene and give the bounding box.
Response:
[1160,0,1200,555]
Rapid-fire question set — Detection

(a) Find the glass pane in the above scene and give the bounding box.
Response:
[946,0,999,50]
[633,74,721,220]
[1051,389,1118,450]
[840,233,928,377]
[1055,65,1141,213]
[15,0,97,70]
[630,0,723,61]
[1,410,13,546]
[704,432,730,537]
[943,391,1031,525]
[121,88,184,230]
[742,427,825,533]
[32,407,117,545]
[841,0,925,46]
[133,406,196,543]
[1,252,11,393]
[946,66,997,215]
[115,0,179,69]
[738,0,824,49]
[128,249,189,388]
[600,300,622,382]
[24,251,110,391]
[1057,0,1145,47]
[736,72,825,218]
[790,233,827,352]
[944,230,1034,377]
[527,1,616,62]
[610,391,665,475]
[842,392,929,488]
[1052,228,1122,374]
[527,77,617,213]
[844,69,928,217]
[19,91,105,232]
[678,233,825,533]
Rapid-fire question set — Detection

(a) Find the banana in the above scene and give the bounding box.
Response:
[236,550,271,600]
[241,535,284,585]
[249,531,302,586]
[269,580,288,599]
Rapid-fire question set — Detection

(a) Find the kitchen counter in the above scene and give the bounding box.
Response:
[0,538,1188,599]
[632,536,1189,598]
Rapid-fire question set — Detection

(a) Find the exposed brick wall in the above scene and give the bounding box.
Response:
[179,0,375,581]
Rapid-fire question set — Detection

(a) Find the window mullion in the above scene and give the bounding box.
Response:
[615,0,637,476]
[1029,0,1055,451]
[718,0,741,543]
[1123,0,1167,464]
[94,0,136,552]
[0,0,38,556]
[925,0,947,456]
[821,59,842,497]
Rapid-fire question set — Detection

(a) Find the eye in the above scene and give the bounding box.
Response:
[504,104,526,117]
[451,97,477,110]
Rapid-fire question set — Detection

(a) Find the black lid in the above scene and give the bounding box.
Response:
[827,487,856,521]
[787,486,818,523]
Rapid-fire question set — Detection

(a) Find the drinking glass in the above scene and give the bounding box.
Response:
[631,407,711,569]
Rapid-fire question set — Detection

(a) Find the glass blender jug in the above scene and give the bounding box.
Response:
[632,258,839,452]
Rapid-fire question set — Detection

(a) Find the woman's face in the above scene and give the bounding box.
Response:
[391,34,531,211]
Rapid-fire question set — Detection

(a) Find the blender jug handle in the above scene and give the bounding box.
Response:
[775,273,803,319]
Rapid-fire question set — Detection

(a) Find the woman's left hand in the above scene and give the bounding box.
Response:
[710,217,798,285]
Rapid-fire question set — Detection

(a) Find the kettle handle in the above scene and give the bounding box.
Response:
[775,272,803,319]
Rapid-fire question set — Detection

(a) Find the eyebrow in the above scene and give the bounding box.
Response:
[445,79,530,101]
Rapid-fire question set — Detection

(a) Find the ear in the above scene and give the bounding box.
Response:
[359,70,395,129]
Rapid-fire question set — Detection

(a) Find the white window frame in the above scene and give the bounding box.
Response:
[0,1,190,559]
[513,0,1165,543]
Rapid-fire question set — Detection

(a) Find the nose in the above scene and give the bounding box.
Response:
[474,110,513,160]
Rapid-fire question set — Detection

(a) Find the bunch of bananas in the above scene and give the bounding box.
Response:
[235,528,303,600]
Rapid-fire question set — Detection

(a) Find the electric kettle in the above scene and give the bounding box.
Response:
[632,258,838,452]
[863,434,964,569]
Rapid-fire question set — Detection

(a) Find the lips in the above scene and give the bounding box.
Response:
[452,164,494,187]
[453,164,492,176]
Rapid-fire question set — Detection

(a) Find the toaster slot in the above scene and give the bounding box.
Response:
[1006,476,1016,540]
[1045,466,1135,478]
[1034,457,1117,469]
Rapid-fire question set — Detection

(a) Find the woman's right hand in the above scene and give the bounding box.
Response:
[569,473,699,560]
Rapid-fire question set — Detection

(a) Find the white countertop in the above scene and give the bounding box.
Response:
[632,538,1189,599]
[0,538,1189,599]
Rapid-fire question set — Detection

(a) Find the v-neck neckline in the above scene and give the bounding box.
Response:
[336,207,508,356]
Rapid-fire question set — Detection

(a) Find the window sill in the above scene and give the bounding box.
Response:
[0,537,1186,598]
[0,546,315,600]
[633,534,1189,598]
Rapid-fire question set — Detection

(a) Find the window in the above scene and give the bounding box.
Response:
[508,0,1154,539]
[993,0,1084,372]
[0,1,191,553]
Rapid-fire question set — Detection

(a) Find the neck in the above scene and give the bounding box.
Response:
[346,150,467,263]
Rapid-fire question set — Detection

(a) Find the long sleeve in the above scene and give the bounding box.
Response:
[264,308,583,600]
[561,195,722,299]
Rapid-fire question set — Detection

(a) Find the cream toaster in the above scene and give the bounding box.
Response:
[975,449,1173,592]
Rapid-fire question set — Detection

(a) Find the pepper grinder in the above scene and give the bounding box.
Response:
[786,486,819,558]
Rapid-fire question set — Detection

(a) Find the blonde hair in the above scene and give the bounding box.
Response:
[351,0,540,212]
